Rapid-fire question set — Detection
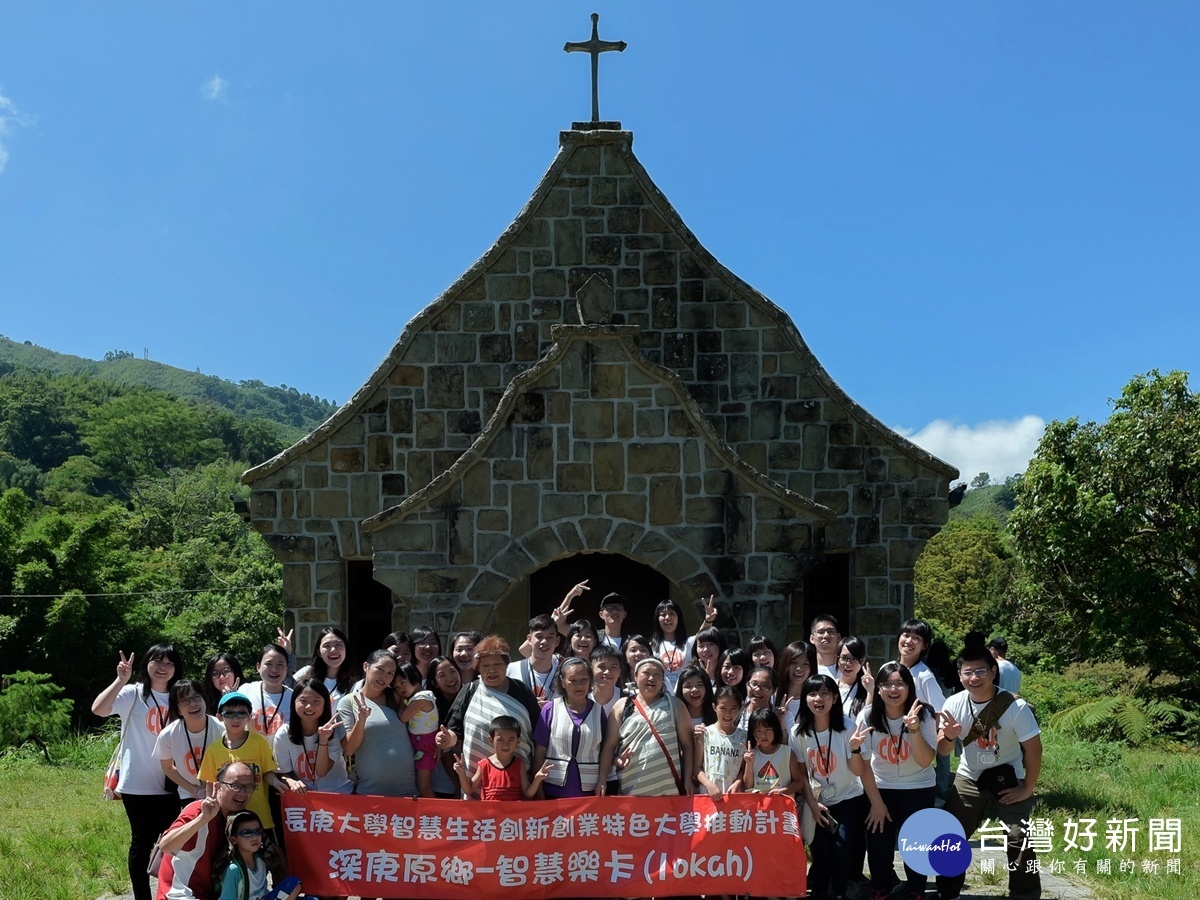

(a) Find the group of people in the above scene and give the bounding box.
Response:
[93,584,1042,900]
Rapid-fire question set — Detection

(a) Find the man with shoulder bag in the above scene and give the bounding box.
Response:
[936,646,1043,900]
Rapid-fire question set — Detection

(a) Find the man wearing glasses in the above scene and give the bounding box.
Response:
[935,647,1043,900]
[154,761,256,899]
[809,615,841,678]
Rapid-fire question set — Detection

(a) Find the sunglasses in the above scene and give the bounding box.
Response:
[236,827,264,837]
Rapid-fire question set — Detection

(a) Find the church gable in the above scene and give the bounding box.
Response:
[243,125,958,659]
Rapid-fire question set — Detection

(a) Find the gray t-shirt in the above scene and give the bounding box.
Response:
[336,693,416,797]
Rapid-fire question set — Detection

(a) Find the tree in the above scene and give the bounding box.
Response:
[1010,370,1200,698]
[915,517,1012,635]
[0,672,73,761]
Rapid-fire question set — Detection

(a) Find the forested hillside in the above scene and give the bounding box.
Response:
[0,335,338,436]
[0,350,308,726]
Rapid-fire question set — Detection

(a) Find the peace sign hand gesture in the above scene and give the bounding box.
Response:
[352,692,371,723]
[743,739,756,767]
[615,745,634,771]
[903,699,923,733]
[317,717,339,745]
[938,710,962,742]
[116,651,135,684]
[552,581,588,628]
[702,594,719,625]
[276,627,294,655]
[849,721,873,752]
[199,781,221,822]
[860,661,874,696]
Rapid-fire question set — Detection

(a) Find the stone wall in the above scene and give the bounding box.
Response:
[244,127,957,662]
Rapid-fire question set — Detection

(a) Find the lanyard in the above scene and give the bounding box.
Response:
[812,728,832,786]
[260,685,283,734]
[527,661,553,699]
[185,719,211,774]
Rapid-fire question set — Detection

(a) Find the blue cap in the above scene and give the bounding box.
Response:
[218,690,252,711]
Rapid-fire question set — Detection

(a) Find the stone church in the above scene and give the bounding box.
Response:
[242,123,958,662]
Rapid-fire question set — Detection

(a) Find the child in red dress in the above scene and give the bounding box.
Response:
[454,715,550,800]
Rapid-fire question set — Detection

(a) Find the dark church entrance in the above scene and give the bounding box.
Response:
[529,553,671,640]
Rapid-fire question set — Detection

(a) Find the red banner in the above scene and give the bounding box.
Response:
[282,792,807,899]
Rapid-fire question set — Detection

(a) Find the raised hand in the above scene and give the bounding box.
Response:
[317,717,339,745]
[453,755,467,776]
[276,627,294,654]
[353,693,370,723]
[434,725,457,750]
[702,594,719,624]
[533,760,553,783]
[743,739,755,767]
[552,581,588,628]
[849,721,872,752]
[904,699,923,733]
[938,710,962,741]
[200,781,221,821]
[116,651,134,683]
[860,661,874,696]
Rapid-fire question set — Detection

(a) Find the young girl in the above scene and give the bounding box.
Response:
[245,644,292,739]
[273,678,352,794]
[743,707,801,794]
[747,635,777,671]
[426,655,465,797]
[394,662,439,798]
[861,662,938,900]
[294,627,354,706]
[690,625,727,685]
[203,653,244,714]
[718,647,752,702]
[675,664,716,743]
[409,625,443,680]
[154,679,224,802]
[836,636,873,720]
[454,715,551,800]
[651,600,693,692]
[696,685,746,800]
[774,640,818,731]
[91,644,184,900]
[740,665,776,729]
[567,619,598,659]
[622,634,653,692]
[792,674,885,900]
[219,811,302,900]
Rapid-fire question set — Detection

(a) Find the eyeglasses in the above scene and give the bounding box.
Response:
[960,667,991,679]
[220,781,256,794]
[220,710,250,719]
[212,669,234,678]
[236,827,264,837]
[813,628,838,636]
[880,682,906,691]
[837,655,861,664]
[415,641,439,649]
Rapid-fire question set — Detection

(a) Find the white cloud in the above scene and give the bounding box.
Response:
[201,75,228,101]
[0,87,31,174]
[896,415,1047,485]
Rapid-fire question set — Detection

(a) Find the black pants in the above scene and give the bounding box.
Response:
[121,792,181,900]
[808,793,868,898]
[867,786,937,896]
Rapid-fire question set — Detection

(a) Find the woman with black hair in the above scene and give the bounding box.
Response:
[860,662,937,900]
[92,643,185,900]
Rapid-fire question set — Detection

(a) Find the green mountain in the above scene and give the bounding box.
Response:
[0,335,338,436]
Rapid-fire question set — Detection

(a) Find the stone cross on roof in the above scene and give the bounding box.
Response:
[564,12,627,125]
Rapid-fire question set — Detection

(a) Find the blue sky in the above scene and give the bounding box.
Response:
[2,4,1197,482]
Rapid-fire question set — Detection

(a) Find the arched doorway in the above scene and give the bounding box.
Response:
[528,552,671,640]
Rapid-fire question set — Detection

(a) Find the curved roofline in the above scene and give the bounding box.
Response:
[245,127,956,485]
[363,325,835,533]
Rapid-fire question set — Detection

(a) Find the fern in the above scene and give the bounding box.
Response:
[1050,695,1193,746]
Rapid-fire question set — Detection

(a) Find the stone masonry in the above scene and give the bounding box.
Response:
[242,126,958,662]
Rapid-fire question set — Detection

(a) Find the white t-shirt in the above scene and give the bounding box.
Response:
[996,658,1023,695]
[244,681,293,738]
[749,744,793,793]
[153,715,226,799]
[701,724,747,792]
[272,726,353,793]
[908,661,946,713]
[657,637,696,692]
[789,714,864,805]
[508,658,561,704]
[943,690,1040,781]
[111,685,173,795]
[856,706,937,789]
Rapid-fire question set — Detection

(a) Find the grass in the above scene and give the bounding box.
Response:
[0,727,1196,899]
[1026,730,1200,899]
[0,732,130,900]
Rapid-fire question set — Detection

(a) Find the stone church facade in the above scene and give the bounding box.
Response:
[242,126,957,662]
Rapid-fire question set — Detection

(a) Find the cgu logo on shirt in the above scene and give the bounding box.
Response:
[878,735,911,765]
[297,751,318,782]
[145,706,168,736]
[185,748,202,777]
[253,707,283,735]
[808,746,838,778]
